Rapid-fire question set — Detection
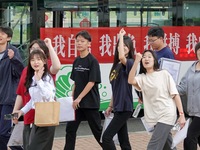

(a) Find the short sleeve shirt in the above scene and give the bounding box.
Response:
[110,59,134,112]
[135,70,178,126]
[155,46,175,64]
[70,53,101,108]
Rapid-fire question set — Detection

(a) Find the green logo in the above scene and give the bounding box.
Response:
[55,65,110,111]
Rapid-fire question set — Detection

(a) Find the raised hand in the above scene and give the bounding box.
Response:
[119,28,126,37]
[135,52,142,62]
[8,49,14,59]
[34,67,44,81]
[44,38,53,48]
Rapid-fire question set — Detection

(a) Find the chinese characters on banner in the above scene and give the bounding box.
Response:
[40,27,199,64]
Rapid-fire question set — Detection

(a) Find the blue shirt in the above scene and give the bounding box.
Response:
[155,46,175,64]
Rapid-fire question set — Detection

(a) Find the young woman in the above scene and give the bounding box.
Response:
[14,49,55,150]
[13,38,60,150]
[102,28,134,150]
[128,50,186,150]
[177,42,200,150]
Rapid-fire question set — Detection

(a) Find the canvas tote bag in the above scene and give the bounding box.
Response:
[34,101,60,127]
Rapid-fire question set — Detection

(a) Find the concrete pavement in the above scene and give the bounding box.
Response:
[52,131,185,150]
[52,118,200,150]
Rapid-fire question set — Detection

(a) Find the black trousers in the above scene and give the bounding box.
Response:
[184,116,200,150]
[64,108,102,150]
[102,111,132,150]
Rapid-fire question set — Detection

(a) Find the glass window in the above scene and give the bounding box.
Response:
[144,7,172,26]
[183,1,200,26]
[108,0,172,27]
[0,2,31,63]
[0,2,31,44]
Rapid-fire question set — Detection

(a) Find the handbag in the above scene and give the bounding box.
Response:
[34,101,60,127]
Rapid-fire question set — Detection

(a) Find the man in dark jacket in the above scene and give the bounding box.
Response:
[0,26,24,150]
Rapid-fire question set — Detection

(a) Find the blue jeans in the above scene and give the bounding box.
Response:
[102,111,132,150]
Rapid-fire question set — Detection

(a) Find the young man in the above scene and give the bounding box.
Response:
[136,27,175,108]
[0,26,24,150]
[147,26,175,63]
[64,30,102,150]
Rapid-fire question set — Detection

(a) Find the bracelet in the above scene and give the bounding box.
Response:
[108,106,113,108]
[179,112,184,115]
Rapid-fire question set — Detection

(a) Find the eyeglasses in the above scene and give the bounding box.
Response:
[148,38,159,43]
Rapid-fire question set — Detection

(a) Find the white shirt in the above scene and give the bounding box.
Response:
[21,75,55,114]
[135,70,178,126]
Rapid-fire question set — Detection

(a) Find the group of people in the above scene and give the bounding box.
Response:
[0,25,199,150]
[63,27,195,150]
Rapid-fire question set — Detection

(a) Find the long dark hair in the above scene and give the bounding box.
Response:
[25,49,51,93]
[139,50,159,74]
[28,39,50,59]
[109,35,135,77]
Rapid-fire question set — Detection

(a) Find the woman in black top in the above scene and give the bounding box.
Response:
[102,28,135,150]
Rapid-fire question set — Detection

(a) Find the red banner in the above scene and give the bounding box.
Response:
[40,27,199,64]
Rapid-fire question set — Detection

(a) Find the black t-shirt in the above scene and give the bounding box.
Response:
[70,53,101,109]
[110,59,134,112]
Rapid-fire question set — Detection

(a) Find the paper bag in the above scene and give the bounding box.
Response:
[7,121,24,146]
[100,113,119,145]
[57,97,75,122]
[34,101,60,127]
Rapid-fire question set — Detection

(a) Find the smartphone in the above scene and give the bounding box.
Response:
[4,113,18,120]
